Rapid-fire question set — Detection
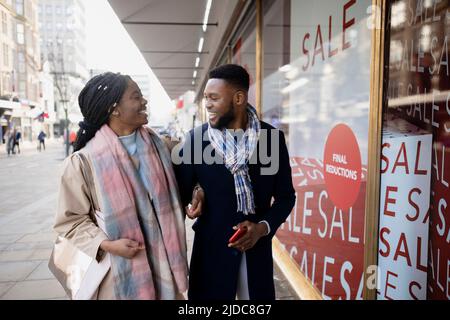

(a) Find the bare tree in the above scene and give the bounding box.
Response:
[47,39,71,157]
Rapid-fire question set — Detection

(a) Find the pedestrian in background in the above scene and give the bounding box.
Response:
[38,130,46,151]
[5,128,14,156]
[53,72,201,299]
[12,128,21,154]
[69,130,77,152]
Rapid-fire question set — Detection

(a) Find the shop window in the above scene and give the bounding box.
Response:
[272,0,374,300]
[66,6,74,16]
[2,12,7,35]
[261,0,291,135]
[380,0,450,300]
[3,43,8,67]
[19,81,26,95]
[16,23,24,44]
[16,0,24,16]
[230,4,257,106]
[19,62,25,73]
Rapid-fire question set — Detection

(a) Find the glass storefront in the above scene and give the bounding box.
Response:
[261,0,373,300]
[262,0,290,135]
[214,0,449,300]
[380,0,450,300]
[231,4,257,107]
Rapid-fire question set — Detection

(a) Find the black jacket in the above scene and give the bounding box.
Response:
[175,121,295,300]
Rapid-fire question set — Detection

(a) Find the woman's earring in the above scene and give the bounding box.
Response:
[110,103,119,116]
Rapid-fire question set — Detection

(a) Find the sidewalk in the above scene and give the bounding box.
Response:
[184,220,298,300]
[0,138,64,159]
[0,142,298,300]
[0,143,67,299]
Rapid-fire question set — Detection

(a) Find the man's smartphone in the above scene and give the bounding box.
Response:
[228,228,247,243]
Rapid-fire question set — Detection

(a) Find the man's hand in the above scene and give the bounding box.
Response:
[228,220,268,252]
[100,239,145,259]
[186,186,204,219]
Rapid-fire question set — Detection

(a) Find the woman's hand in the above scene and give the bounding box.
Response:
[100,239,145,259]
[186,186,204,219]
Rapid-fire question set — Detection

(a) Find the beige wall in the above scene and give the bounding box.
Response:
[0,1,16,97]
[0,0,41,104]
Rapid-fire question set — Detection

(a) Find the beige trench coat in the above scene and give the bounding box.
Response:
[54,136,183,300]
[54,149,115,299]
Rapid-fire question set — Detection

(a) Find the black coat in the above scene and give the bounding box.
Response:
[175,121,295,300]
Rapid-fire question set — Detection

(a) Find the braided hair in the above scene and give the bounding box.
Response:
[73,72,130,152]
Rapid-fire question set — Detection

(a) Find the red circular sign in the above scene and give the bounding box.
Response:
[323,124,362,210]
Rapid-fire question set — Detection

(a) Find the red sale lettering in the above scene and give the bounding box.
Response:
[381,231,428,272]
[378,121,432,299]
[342,0,356,50]
[379,227,391,258]
[381,143,391,174]
[414,141,427,175]
[409,281,421,300]
[393,233,412,267]
[302,33,311,72]
[416,236,427,273]
[278,158,366,299]
[312,24,325,67]
[383,0,448,300]
[301,0,357,72]
[385,270,398,300]
[384,186,398,217]
[392,142,409,174]
[406,188,421,222]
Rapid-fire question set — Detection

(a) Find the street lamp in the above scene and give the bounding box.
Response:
[61,99,70,157]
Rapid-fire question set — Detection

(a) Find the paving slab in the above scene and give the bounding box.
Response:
[16,232,56,244]
[26,261,54,281]
[0,282,15,297]
[1,279,67,300]
[0,234,23,244]
[0,261,40,282]
[5,241,53,251]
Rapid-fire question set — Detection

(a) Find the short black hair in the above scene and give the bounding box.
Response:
[208,64,250,91]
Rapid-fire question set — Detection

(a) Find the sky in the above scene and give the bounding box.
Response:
[84,0,174,126]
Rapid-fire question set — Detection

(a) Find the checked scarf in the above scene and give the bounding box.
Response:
[207,104,261,215]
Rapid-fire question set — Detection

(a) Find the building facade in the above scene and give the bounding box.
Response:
[0,0,45,143]
[38,0,88,137]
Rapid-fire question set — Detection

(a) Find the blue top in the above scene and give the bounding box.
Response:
[118,130,153,201]
[118,131,137,156]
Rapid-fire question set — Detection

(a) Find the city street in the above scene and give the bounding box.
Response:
[0,141,297,300]
[0,140,66,299]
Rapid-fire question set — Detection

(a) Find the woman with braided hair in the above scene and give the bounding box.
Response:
[53,72,201,299]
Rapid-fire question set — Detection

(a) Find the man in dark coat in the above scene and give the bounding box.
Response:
[175,64,295,300]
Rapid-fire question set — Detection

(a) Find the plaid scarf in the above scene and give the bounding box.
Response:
[208,104,261,215]
[86,125,188,299]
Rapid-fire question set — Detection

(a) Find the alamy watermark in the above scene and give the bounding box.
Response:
[170,129,281,176]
